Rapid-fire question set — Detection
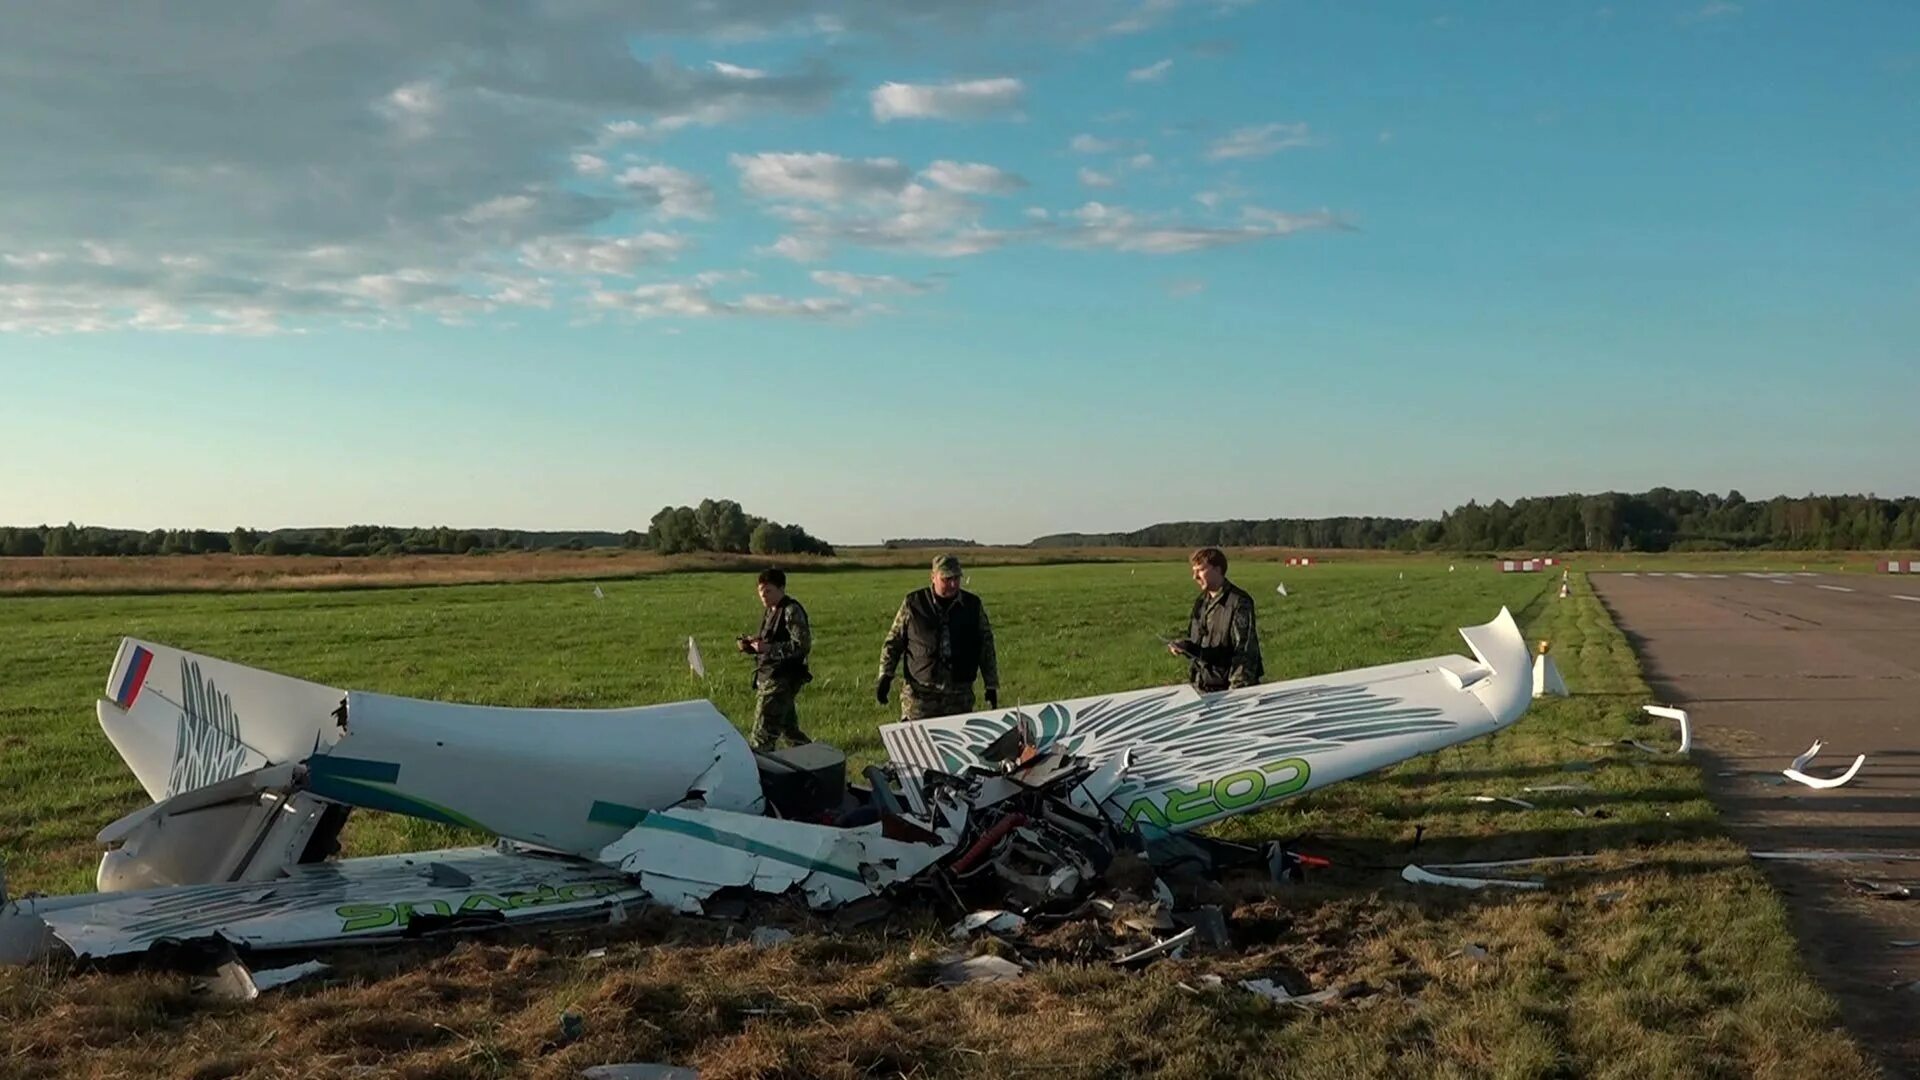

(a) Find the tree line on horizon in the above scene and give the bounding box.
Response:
[0,523,636,558]
[6,489,1916,558]
[646,499,834,557]
[1029,489,1920,553]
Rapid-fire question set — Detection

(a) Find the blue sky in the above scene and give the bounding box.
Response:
[1,1,1915,544]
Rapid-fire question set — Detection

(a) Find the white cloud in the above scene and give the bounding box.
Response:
[1048,201,1347,253]
[1166,278,1207,297]
[1193,182,1248,210]
[735,154,1007,259]
[1680,1,1741,22]
[614,165,714,219]
[1070,133,1123,154]
[809,270,936,296]
[0,4,863,333]
[1105,0,1184,36]
[0,3,1280,333]
[870,77,1026,122]
[1206,122,1315,160]
[1078,167,1118,189]
[810,184,1009,257]
[590,278,859,320]
[1127,153,1156,170]
[1127,59,1174,83]
[762,234,830,262]
[732,152,913,202]
[1240,206,1348,233]
[518,233,688,275]
[921,160,1028,195]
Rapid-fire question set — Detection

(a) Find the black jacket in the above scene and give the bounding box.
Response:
[754,595,812,690]
[1185,580,1264,692]
[878,587,999,691]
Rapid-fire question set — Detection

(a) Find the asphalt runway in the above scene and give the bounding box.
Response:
[1592,569,1920,1077]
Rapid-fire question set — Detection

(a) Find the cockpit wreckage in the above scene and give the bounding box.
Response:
[0,608,1532,976]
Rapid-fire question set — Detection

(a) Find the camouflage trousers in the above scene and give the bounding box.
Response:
[752,686,811,751]
[899,683,975,722]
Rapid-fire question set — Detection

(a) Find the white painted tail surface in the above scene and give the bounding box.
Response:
[97,638,346,803]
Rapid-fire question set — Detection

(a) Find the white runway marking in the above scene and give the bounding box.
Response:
[1895,595,1920,604]
[1817,584,1854,593]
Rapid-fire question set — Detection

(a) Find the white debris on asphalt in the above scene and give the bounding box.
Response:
[1782,741,1866,789]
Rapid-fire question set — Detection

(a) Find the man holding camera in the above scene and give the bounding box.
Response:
[738,567,813,751]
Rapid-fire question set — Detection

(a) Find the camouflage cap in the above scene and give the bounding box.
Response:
[931,554,963,578]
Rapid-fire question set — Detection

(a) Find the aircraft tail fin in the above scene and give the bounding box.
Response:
[98,638,348,802]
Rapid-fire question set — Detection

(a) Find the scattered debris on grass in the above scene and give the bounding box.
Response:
[935,954,1024,985]
[580,1064,699,1080]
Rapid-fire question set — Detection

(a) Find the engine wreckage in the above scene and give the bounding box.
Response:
[0,607,1532,972]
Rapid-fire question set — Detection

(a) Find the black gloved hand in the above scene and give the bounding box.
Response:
[985,688,999,709]
[875,675,892,705]
[1170,638,1197,657]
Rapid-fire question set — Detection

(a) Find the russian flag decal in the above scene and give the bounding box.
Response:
[114,645,154,708]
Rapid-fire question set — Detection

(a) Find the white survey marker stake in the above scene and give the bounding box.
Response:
[1531,643,1568,699]
[687,636,707,679]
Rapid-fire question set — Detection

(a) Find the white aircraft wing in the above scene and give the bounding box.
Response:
[881,607,1532,834]
[12,846,645,961]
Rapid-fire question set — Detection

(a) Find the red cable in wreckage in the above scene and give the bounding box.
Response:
[947,813,1029,874]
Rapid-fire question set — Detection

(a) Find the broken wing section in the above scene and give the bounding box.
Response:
[93,763,343,892]
[16,846,645,962]
[310,692,764,857]
[598,798,966,913]
[98,638,346,802]
[882,607,1533,835]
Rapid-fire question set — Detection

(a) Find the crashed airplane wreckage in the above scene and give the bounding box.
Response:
[0,608,1531,968]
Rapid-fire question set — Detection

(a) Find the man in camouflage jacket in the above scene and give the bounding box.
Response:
[738,567,813,751]
[875,554,1000,721]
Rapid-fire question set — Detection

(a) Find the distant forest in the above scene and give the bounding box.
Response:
[646,499,833,557]
[1029,490,1920,553]
[880,538,981,549]
[0,524,640,557]
[6,490,1916,558]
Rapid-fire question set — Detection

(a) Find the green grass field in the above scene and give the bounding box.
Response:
[0,562,1880,1078]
